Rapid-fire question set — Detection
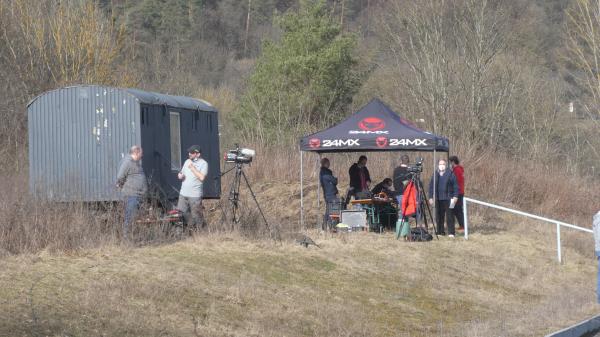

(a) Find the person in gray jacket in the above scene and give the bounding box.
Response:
[116,145,148,240]
[594,211,600,303]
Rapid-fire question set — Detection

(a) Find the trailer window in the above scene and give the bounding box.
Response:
[170,112,181,170]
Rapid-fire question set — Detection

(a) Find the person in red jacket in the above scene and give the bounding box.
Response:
[449,156,465,229]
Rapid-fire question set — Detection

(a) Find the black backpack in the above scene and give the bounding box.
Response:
[410,227,433,241]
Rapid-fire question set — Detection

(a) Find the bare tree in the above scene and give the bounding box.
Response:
[565,0,600,115]
[565,0,600,165]
[453,0,508,145]
[381,0,453,136]
[0,0,136,173]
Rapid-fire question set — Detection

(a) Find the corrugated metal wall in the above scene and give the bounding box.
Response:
[28,86,140,201]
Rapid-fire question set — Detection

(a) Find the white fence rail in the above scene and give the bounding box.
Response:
[463,197,593,263]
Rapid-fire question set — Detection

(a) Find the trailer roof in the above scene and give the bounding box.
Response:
[27,85,217,112]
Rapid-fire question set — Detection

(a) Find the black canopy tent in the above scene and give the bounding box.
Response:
[298,98,450,228]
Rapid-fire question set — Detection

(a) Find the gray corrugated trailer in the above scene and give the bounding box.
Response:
[27,85,221,202]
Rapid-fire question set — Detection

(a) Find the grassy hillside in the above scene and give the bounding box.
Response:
[0,218,596,337]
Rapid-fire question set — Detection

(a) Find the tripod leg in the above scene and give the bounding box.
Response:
[418,181,438,240]
[240,170,271,234]
[234,167,244,223]
[227,166,242,226]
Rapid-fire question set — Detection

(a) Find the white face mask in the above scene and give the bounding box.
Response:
[438,164,446,171]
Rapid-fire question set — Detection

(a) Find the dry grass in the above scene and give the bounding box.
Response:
[1,143,598,336]
[0,220,596,337]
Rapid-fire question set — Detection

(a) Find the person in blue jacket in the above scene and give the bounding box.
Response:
[428,158,459,237]
[320,158,339,228]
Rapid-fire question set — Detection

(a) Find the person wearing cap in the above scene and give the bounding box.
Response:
[116,145,148,241]
[177,145,209,229]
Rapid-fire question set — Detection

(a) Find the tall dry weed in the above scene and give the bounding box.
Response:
[0,175,121,255]
[2,139,597,255]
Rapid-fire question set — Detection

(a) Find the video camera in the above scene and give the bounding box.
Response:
[224,145,255,164]
[407,157,424,174]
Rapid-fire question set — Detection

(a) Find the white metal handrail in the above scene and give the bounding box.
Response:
[463,197,592,263]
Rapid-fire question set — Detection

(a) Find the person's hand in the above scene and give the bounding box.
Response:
[177,172,185,180]
[187,162,195,169]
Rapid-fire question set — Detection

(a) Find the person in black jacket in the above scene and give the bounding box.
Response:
[372,178,395,199]
[393,154,411,204]
[371,178,398,230]
[346,155,371,203]
[319,158,339,228]
[428,159,459,237]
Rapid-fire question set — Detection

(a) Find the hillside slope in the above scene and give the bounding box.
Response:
[0,223,596,337]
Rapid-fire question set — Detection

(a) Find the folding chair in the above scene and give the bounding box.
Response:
[325,198,343,231]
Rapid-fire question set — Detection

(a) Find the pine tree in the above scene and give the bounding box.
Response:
[235,0,363,144]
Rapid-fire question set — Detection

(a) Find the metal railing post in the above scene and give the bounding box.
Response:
[463,198,469,240]
[461,197,592,265]
[556,222,562,264]
[300,149,304,230]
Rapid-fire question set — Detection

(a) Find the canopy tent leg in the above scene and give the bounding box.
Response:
[300,148,304,231]
[433,148,437,233]
[317,153,322,209]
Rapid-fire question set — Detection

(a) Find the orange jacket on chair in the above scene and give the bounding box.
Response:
[401,181,417,217]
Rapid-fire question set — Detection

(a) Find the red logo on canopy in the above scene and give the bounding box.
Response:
[309,138,321,148]
[376,136,388,148]
[358,117,385,131]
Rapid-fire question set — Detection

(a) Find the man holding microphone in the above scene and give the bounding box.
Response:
[177,145,208,230]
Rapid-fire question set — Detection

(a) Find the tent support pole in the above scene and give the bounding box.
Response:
[317,153,321,209]
[300,148,304,231]
[433,148,437,232]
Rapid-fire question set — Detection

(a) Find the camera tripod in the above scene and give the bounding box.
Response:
[218,161,270,232]
[398,171,438,240]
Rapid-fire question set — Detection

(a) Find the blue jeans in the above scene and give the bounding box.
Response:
[124,196,141,239]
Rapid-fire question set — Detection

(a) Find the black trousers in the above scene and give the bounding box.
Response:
[451,194,465,228]
[435,199,455,235]
[345,189,353,206]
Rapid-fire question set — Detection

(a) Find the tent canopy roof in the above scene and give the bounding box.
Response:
[300,98,449,153]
